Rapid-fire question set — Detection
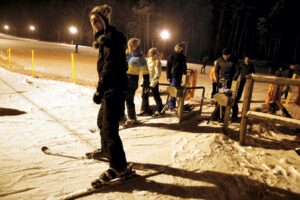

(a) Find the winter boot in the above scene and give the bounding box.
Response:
[91,164,136,188]
[122,118,138,128]
[137,108,153,116]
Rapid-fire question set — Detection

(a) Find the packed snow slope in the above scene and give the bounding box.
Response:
[1,67,300,200]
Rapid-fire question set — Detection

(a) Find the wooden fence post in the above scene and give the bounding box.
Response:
[239,76,254,145]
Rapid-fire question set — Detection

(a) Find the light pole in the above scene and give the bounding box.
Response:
[160,29,170,57]
[29,25,35,38]
[69,26,78,45]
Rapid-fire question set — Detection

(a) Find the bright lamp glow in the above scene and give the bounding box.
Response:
[69,26,78,34]
[160,30,170,40]
[29,25,35,31]
[4,25,9,30]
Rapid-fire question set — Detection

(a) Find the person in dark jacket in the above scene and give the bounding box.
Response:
[234,55,255,102]
[215,48,237,89]
[166,43,187,110]
[88,4,132,184]
[213,48,238,120]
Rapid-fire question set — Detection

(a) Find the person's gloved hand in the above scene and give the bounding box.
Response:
[93,91,102,104]
[143,86,152,94]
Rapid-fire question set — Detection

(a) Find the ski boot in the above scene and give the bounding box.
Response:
[91,164,136,188]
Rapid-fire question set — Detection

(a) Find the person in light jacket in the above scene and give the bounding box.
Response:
[146,47,163,115]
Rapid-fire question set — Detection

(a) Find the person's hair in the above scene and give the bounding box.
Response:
[127,38,140,53]
[147,48,159,59]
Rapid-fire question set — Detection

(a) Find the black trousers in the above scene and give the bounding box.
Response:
[211,82,218,99]
[236,78,246,102]
[150,84,163,112]
[97,89,127,171]
[125,74,150,119]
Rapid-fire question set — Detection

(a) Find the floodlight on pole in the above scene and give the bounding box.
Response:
[69,26,78,45]
[160,30,170,41]
[29,25,35,31]
[160,29,170,54]
[69,26,78,35]
[4,25,9,30]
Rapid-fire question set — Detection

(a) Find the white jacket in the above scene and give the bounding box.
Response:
[147,57,162,88]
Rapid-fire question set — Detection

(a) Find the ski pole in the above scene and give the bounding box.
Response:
[31,49,36,77]
[71,53,76,84]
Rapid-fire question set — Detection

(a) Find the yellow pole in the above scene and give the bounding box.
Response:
[71,53,76,84]
[8,48,11,67]
[31,49,35,77]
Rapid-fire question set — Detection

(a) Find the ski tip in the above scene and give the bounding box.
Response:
[41,146,48,152]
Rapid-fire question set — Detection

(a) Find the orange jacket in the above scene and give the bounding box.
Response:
[210,61,218,83]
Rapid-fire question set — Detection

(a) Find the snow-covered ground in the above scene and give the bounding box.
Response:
[1,66,300,200]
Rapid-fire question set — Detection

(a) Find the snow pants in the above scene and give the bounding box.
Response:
[97,89,127,171]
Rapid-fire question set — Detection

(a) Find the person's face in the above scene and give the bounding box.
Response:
[90,14,103,33]
[222,54,230,61]
[244,57,250,64]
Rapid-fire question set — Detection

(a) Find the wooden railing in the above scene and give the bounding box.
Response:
[239,74,300,145]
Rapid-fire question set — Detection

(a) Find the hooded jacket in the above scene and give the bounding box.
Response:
[166,51,187,80]
[147,57,162,88]
[95,25,128,96]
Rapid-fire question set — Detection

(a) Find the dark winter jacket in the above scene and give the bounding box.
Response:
[96,25,129,97]
[166,52,187,80]
[234,62,255,80]
[215,56,237,81]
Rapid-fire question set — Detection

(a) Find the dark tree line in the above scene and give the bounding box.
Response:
[0,0,299,64]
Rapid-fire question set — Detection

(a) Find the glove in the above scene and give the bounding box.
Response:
[143,86,152,94]
[93,91,102,104]
[92,41,100,49]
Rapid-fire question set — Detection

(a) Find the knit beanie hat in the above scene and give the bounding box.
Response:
[90,4,112,32]
[127,38,141,53]
[90,4,112,48]
[222,48,231,55]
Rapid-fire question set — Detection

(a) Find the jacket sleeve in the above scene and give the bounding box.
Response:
[150,60,162,88]
[166,55,173,80]
[96,41,114,96]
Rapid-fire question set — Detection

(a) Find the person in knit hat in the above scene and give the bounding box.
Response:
[87,4,133,186]
[146,47,163,115]
[166,42,187,110]
[123,37,152,127]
